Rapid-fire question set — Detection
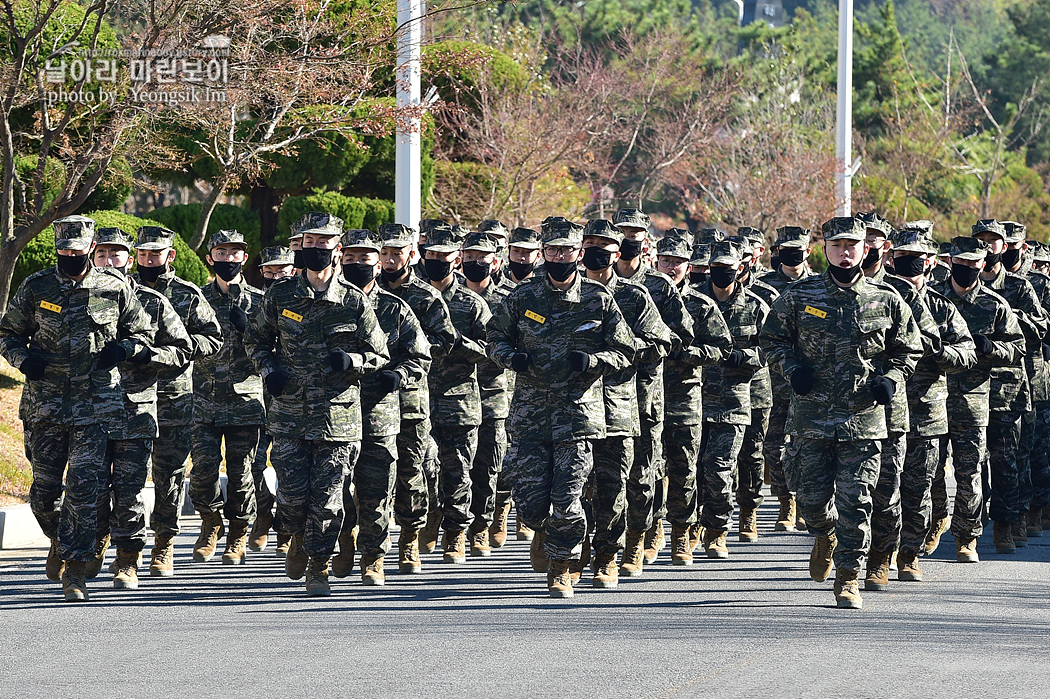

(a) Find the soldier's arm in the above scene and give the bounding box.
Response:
[347,296,390,379]
[591,295,634,374]
[738,297,770,371]
[988,305,1025,367]
[0,282,36,370]
[422,294,458,360]
[632,290,674,365]
[759,292,801,380]
[114,282,155,361]
[680,301,732,366]
[1015,279,1049,349]
[185,290,224,359]
[394,307,432,385]
[935,301,977,374]
[485,293,521,371]
[654,281,694,352]
[244,292,281,377]
[881,298,923,387]
[148,296,195,369]
[451,298,490,365]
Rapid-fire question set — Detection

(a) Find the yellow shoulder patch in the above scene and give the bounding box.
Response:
[524,309,546,324]
[40,300,62,314]
[803,305,827,319]
[281,308,303,322]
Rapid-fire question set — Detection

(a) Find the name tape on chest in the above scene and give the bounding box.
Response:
[803,305,827,319]
[524,309,546,324]
[281,308,303,323]
[40,300,62,314]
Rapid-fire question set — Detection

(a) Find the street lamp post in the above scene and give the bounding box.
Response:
[835,0,853,216]
[395,0,423,229]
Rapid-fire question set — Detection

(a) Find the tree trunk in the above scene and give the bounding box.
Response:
[0,241,19,316]
[190,180,227,250]
[249,184,281,246]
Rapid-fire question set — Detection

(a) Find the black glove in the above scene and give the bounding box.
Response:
[129,346,154,364]
[376,369,401,394]
[568,350,593,372]
[328,349,354,372]
[724,349,745,368]
[229,305,248,333]
[973,333,994,356]
[869,375,896,405]
[668,348,683,362]
[20,355,48,381]
[97,341,127,370]
[510,353,531,373]
[790,365,815,396]
[1042,344,1050,362]
[265,369,289,397]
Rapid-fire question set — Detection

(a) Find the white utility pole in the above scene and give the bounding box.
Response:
[835,0,853,216]
[395,0,423,228]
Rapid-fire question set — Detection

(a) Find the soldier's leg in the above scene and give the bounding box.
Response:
[1016,409,1035,527]
[251,430,274,523]
[221,426,260,529]
[987,411,1022,526]
[505,440,554,532]
[766,396,791,498]
[737,407,769,514]
[899,436,940,556]
[151,424,192,537]
[949,429,986,541]
[109,438,153,553]
[272,437,311,538]
[870,432,906,556]
[424,433,440,516]
[698,423,746,533]
[664,423,703,529]
[787,437,837,535]
[26,424,70,541]
[394,417,430,530]
[545,440,594,561]
[651,419,667,521]
[1032,403,1050,517]
[354,434,397,558]
[303,440,358,559]
[830,440,882,575]
[435,424,478,534]
[189,422,224,516]
[56,425,110,562]
[469,418,505,535]
[626,413,658,533]
[591,436,633,558]
[931,435,951,523]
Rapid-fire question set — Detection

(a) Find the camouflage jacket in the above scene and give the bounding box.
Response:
[742,274,777,410]
[930,261,951,286]
[133,268,223,426]
[865,266,912,434]
[0,266,152,428]
[245,272,389,441]
[193,279,266,427]
[488,273,636,442]
[699,282,770,424]
[1017,267,1050,404]
[429,277,490,428]
[473,279,513,422]
[760,271,923,441]
[979,266,1042,413]
[361,284,431,437]
[663,282,733,427]
[759,267,811,406]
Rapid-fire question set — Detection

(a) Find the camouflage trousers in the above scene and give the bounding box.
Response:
[938,428,986,540]
[626,411,662,533]
[764,394,793,499]
[899,435,940,556]
[271,437,360,558]
[870,432,906,555]
[26,423,109,561]
[787,437,881,573]
[151,424,192,537]
[508,439,593,560]
[424,432,440,522]
[251,431,286,533]
[1032,402,1050,511]
[97,438,153,552]
[434,424,479,534]
[394,417,430,531]
[698,423,746,531]
[340,433,397,557]
[1016,408,1036,520]
[664,423,704,528]
[987,411,1023,524]
[189,423,260,528]
[469,418,506,535]
[737,407,769,512]
[590,436,634,557]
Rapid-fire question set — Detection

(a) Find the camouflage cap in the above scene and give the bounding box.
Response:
[971,218,1006,240]
[208,229,247,251]
[425,224,463,253]
[378,223,417,248]
[135,225,177,251]
[1032,241,1050,263]
[478,219,509,239]
[950,236,989,261]
[905,219,934,234]
[856,211,892,237]
[53,215,96,251]
[294,212,343,238]
[656,233,692,260]
[821,216,866,242]
[891,228,937,255]
[694,227,725,246]
[736,226,765,246]
[259,245,294,267]
[419,219,450,237]
[341,228,382,252]
[1002,221,1026,244]
[94,226,134,251]
[462,231,499,253]
[938,241,953,256]
[710,240,744,266]
[774,226,811,249]
[541,217,584,247]
[508,227,542,250]
[689,243,711,266]
[582,219,624,246]
[613,208,651,231]
[726,235,754,257]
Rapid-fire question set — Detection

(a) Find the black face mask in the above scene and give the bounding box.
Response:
[710,266,738,289]
[1002,247,1022,270]
[779,248,806,267]
[582,247,615,271]
[828,262,862,284]
[951,263,981,289]
[301,247,335,272]
[292,249,305,269]
[689,269,708,286]
[545,260,577,282]
[462,260,491,283]
[263,277,276,289]
[137,264,166,283]
[508,260,535,280]
[862,247,882,269]
[381,265,408,284]
[342,263,376,288]
[769,254,780,270]
[212,261,242,282]
[984,252,1002,269]
[423,258,454,281]
[57,253,89,277]
[892,254,926,278]
[619,239,644,261]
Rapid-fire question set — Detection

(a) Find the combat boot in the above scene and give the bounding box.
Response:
[686,522,704,553]
[420,508,442,554]
[112,549,140,590]
[275,532,291,558]
[442,530,467,564]
[192,511,225,562]
[569,536,591,585]
[360,555,385,586]
[955,537,979,563]
[796,514,808,531]
[305,557,331,597]
[149,534,175,577]
[670,526,693,566]
[993,521,1016,554]
[923,515,950,555]
[897,550,922,582]
[529,529,548,572]
[809,532,837,582]
[738,508,758,543]
[470,529,492,557]
[84,534,111,579]
[864,549,891,591]
[1043,504,1050,528]
[517,516,534,541]
[775,497,797,532]
[704,528,729,559]
[490,502,511,548]
[547,560,573,598]
[248,508,273,552]
[331,526,358,578]
[1012,518,1028,548]
[62,561,89,603]
[221,523,249,566]
[592,552,618,589]
[619,529,645,577]
[643,519,666,564]
[285,534,309,580]
[398,526,422,574]
[1026,509,1043,537]
[46,539,65,582]
[833,569,863,610]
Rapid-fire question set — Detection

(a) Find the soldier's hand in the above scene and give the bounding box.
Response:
[922,331,943,357]
[724,349,745,368]
[328,348,355,372]
[20,355,48,381]
[568,350,594,372]
[265,369,289,396]
[973,333,994,355]
[510,353,531,372]
[97,341,127,370]
[376,369,401,394]
[789,365,815,395]
[229,305,249,333]
[129,346,154,364]
[869,375,896,405]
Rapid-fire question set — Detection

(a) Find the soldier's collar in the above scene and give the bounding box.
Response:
[55,264,107,290]
[290,270,349,303]
[545,270,583,302]
[821,268,867,296]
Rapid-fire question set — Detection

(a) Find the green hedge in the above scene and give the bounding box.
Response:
[142,203,262,260]
[276,193,395,243]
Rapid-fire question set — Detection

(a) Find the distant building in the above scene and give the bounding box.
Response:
[742,0,785,28]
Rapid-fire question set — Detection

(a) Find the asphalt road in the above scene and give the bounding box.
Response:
[1,502,1048,698]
